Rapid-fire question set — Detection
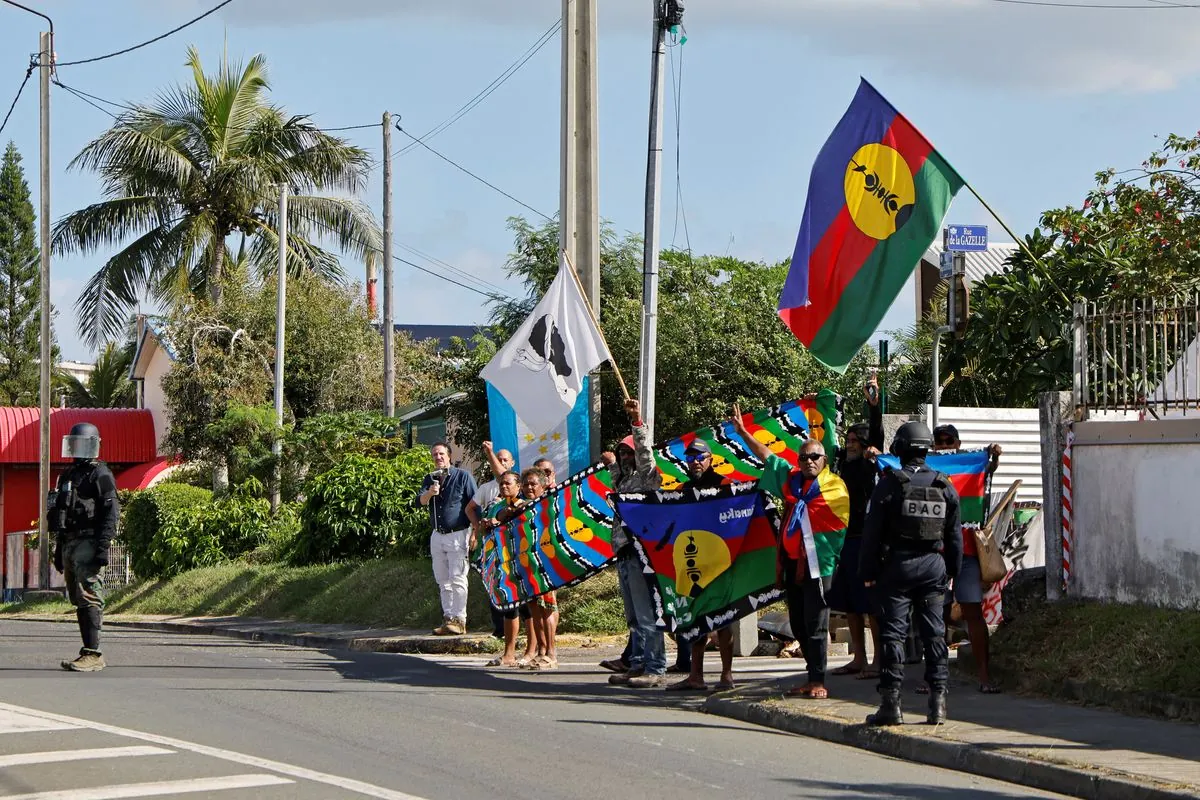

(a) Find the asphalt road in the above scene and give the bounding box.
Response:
[0,620,1067,800]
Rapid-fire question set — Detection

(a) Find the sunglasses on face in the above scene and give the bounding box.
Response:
[799,453,824,463]
[934,438,956,447]
[685,452,711,463]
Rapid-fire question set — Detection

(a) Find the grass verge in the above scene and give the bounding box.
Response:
[1,558,627,636]
[991,599,1200,720]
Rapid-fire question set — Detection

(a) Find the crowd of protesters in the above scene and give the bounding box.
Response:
[415,378,1006,700]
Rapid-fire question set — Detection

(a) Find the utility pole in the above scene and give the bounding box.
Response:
[271,184,287,513]
[37,29,52,589]
[561,0,601,458]
[636,0,679,441]
[382,112,395,417]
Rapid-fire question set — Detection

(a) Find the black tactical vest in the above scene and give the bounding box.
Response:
[892,468,949,545]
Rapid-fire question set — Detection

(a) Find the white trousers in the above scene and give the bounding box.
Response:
[430,527,470,622]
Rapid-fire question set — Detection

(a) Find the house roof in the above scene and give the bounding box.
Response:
[394,324,486,351]
[0,408,157,465]
[923,243,1020,285]
[130,317,177,380]
[397,387,468,423]
[115,456,179,491]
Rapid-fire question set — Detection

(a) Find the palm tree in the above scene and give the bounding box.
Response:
[57,341,135,408]
[53,46,382,347]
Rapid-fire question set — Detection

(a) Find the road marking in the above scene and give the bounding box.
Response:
[0,745,173,768]
[0,702,428,800]
[0,709,80,734]
[0,774,293,799]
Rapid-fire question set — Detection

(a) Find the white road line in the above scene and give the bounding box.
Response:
[0,702,428,800]
[0,709,80,734]
[0,774,292,799]
[0,745,173,768]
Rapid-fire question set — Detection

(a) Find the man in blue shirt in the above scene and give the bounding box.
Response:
[418,442,478,635]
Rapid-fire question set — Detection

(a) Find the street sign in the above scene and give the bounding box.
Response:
[939,250,954,279]
[945,225,988,252]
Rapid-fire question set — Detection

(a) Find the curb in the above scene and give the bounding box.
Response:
[6,615,501,656]
[704,694,1199,800]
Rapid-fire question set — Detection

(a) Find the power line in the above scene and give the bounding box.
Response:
[392,253,527,311]
[667,32,691,254]
[398,18,562,157]
[56,0,238,67]
[394,240,512,296]
[394,123,553,221]
[0,61,34,138]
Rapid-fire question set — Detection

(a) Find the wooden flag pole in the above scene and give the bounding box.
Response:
[561,249,631,401]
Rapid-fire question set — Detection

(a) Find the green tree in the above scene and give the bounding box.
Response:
[445,218,873,455]
[52,46,382,347]
[57,341,135,408]
[0,142,46,405]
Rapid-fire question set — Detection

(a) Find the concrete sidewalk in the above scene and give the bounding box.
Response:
[704,669,1200,800]
[11,611,1198,799]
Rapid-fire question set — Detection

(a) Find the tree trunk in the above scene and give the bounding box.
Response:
[212,459,229,497]
[209,235,226,304]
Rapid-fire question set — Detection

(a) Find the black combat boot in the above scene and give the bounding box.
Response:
[927,690,947,725]
[865,688,903,726]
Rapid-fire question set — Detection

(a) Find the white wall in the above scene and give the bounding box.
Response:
[1070,418,1200,608]
[141,348,172,453]
[937,406,1043,504]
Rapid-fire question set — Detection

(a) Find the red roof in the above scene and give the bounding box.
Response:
[0,408,157,465]
[115,456,178,490]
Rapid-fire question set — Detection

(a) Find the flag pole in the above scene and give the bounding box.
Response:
[561,250,631,401]
[963,181,1071,306]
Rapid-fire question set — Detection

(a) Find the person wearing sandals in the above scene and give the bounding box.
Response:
[666,439,737,693]
[932,424,1004,695]
[860,422,962,726]
[477,472,532,668]
[731,408,848,701]
[499,468,558,670]
[829,377,885,682]
[469,442,516,639]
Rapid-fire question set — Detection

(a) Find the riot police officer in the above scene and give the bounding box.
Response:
[859,421,962,725]
[48,422,120,672]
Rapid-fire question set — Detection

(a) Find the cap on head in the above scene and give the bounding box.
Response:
[683,438,711,456]
[890,421,933,459]
[62,422,101,461]
[846,422,870,442]
[618,434,635,452]
[933,424,960,442]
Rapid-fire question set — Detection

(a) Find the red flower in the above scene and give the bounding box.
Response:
[1135,204,1142,214]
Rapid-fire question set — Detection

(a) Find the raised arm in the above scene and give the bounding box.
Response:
[730,402,772,464]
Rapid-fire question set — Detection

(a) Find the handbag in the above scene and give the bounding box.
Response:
[972,525,1009,584]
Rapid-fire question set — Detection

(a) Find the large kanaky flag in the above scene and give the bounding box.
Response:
[779,79,964,372]
[481,254,610,435]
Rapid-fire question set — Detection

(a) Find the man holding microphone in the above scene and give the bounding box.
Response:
[418,442,478,635]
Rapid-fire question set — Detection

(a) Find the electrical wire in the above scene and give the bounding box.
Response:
[394,240,512,297]
[667,31,691,254]
[395,123,553,221]
[56,0,238,66]
[392,253,527,311]
[0,62,34,138]
[398,17,562,157]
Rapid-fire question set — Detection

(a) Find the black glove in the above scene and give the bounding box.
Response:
[52,539,63,573]
[93,541,109,568]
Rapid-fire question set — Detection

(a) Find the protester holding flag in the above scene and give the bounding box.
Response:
[609,399,668,689]
[829,377,885,680]
[481,471,530,668]
[469,441,516,639]
[732,407,849,700]
[666,439,738,693]
[418,443,478,636]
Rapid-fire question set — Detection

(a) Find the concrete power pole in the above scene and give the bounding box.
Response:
[382,111,395,417]
[271,184,288,513]
[561,0,601,458]
[37,30,52,589]
[636,1,676,441]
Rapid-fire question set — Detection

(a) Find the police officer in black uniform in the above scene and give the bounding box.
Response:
[48,422,120,672]
[859,421,962,725]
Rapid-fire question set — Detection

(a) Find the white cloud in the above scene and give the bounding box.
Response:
[210,0,1200,93]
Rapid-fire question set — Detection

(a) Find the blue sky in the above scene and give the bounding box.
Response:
[2,0,1199,362]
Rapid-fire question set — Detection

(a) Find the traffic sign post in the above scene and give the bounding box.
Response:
[946,224,988,252]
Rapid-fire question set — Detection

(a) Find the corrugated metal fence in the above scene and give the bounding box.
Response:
[936,406,1043,504]
[2,532,133,603]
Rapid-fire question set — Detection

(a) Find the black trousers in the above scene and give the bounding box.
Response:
[875,552,950,692]
[783,560,833,684]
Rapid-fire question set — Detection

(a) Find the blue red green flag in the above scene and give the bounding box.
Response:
[779,79,965,372]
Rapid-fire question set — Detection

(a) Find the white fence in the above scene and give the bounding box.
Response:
[936,406,1043,504]
[2,531,133,603]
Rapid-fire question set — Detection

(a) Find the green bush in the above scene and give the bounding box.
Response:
[289,448,432,565]
[123,484,214,578]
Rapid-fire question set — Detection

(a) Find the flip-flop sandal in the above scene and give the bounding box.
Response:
[978,683,1003,694]
[486,657,507,667]
[713,680,736,692]
[786,684,815,698]
[807,686,829,699]
[666,679,708,692]
[831,665,862,676]
[855,670,880,680]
